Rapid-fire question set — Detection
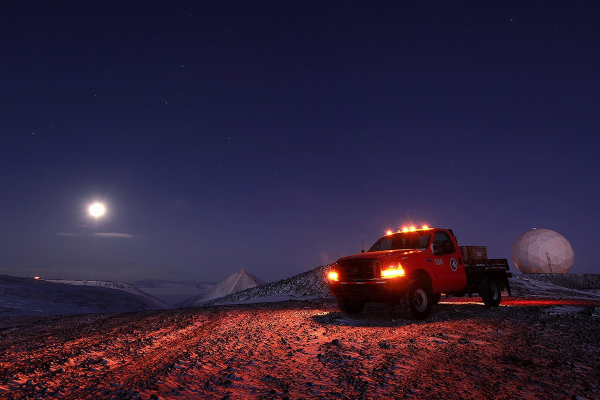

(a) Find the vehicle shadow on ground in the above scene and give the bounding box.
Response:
[311,301,497,327]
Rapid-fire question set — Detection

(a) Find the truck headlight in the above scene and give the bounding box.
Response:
[328,271,339,281]
[381,263,405,278]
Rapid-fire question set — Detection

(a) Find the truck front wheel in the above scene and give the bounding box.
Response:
[403,279,432,320]
[337,297,366,315]
[480,276,501,307]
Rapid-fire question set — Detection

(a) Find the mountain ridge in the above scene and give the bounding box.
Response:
[177,270,264,307]
[200,265,332,306]
[0,275,170,317]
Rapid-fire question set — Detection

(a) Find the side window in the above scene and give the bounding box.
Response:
[432,231,455,254]
[432,232,447,249]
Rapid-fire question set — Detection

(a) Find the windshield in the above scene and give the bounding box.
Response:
[368,231,432,252]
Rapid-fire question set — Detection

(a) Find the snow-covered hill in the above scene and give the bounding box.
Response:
[129,279,215,305]
[0,275,170,317]
[45,279,170,309]
[200,265,332,306]
[178,270,264,307]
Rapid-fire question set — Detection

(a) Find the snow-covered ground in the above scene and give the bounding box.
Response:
[1,296,599,399]
[0,276,170,317]
[1,272,599,399]
[510,274,600,300]
[515,273,600,290]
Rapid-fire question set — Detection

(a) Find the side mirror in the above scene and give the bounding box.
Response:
[361,250,365,253]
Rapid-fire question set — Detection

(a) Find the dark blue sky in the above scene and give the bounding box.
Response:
[1,1,598,282]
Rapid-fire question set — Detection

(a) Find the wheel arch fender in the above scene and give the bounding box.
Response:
[408,269,433,294]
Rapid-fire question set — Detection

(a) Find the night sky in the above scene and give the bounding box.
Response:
[1,1,598,282]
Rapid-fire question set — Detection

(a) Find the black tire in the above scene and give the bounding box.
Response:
[431,293,441,305]
[337,297,366,315]
[480,276,501,307]
[402,279,432,320]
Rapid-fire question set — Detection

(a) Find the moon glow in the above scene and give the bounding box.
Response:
[89,202,106,218]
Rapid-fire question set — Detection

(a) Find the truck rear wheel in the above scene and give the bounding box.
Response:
[337,297,366,315]
[480,276,501,307]
[402,279,432,320]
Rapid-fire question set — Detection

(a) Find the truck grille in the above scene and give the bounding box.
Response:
[337,259,379,280]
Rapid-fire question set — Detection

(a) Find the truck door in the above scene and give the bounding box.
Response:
[431,230,466,292]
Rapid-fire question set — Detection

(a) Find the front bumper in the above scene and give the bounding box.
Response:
[328,278,408,303]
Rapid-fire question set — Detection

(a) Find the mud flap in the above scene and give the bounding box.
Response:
[502,276,512,296]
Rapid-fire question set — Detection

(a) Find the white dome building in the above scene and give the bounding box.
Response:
[511,229,574,274]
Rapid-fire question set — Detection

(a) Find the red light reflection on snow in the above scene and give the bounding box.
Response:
[442,297,600,307]
[503,298,600,307]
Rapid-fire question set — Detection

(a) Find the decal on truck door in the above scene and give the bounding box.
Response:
[450,258,458,271]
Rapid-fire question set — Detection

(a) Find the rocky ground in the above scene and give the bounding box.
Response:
[0,292,599,400]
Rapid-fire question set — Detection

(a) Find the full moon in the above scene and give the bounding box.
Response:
[89,202,106,218]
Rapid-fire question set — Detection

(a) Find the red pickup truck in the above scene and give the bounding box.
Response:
[327,227,512,320]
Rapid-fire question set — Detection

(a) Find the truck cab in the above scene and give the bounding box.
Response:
[327,227,511,320]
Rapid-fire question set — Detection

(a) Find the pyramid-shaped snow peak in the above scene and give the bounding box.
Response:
[186,270,264,306]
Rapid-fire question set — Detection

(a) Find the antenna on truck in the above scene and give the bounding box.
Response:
[361,225,365,253]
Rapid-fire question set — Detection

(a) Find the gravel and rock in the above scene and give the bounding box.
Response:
[0,290,599,399]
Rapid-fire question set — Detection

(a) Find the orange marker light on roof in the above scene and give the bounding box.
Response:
[409,226,416,232]
[402,227,409,232]
[422,225,429,230]
[386,230,393,236]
